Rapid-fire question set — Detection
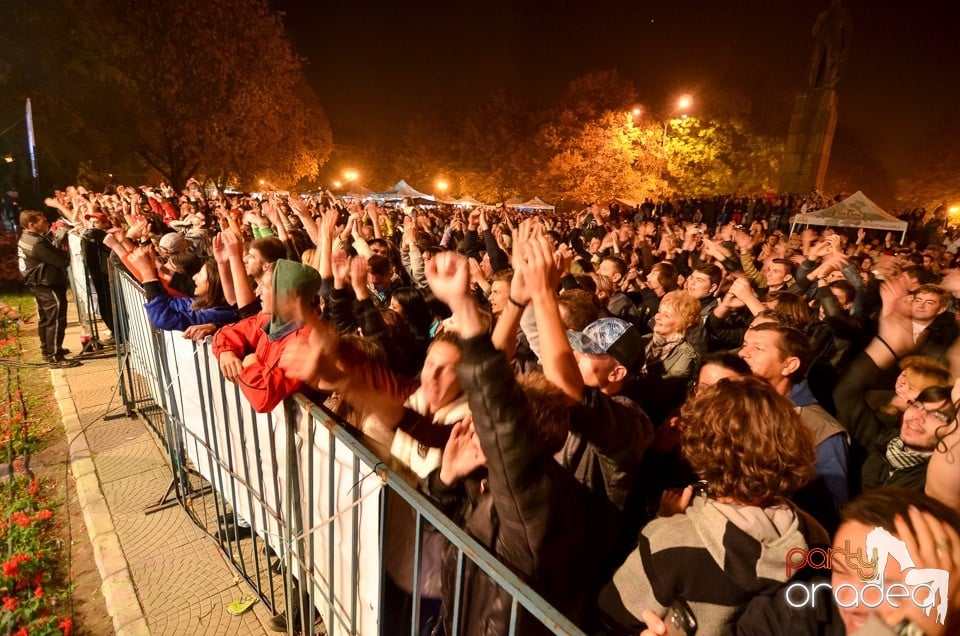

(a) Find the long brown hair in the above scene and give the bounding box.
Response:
[190,259,227,310]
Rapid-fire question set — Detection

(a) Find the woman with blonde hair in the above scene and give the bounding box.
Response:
[635,290,701,422]
[599,376,828,634]
[878,355,952,416]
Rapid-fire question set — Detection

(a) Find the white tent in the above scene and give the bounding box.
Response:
[790,191,907,243]
[454,195,484,208]
[503,197,524,209]
[376,180,435,202]
[518,196,555,211]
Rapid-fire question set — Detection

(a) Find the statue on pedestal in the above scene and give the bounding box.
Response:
[808,0,851,89]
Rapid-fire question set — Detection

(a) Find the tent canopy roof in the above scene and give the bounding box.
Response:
[377,180,434,201]
[792,191,906,232]
[518,196,555,210]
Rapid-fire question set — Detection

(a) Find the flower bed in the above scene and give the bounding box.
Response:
[1,472,72,636]
[0,308,73,634]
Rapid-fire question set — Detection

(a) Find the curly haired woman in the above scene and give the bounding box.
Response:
[599,376,830,635]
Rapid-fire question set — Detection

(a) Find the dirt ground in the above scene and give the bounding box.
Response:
[4,291,115,636]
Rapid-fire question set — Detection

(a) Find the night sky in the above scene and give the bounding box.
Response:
[275,0,960,201]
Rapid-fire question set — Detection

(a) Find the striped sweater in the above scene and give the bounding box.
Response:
[598,495,829,635]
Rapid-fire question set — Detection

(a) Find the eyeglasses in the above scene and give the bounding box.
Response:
[905,399,954,425]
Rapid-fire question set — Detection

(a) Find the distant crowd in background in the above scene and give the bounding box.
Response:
[10,180,960,635]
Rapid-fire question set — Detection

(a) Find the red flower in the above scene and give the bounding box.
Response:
[32,572,44,586]
[36,509,53,522]
[3,595,18,611]
[11,512,31,528]
[28,478,40,495]
[59,616,73,636]
[34,585,44,599]
[14,628,28,636]
[15,579,28,591]
[2,553,30,577]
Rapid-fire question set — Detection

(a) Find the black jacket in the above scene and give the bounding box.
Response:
[424,336,601,635]
[18,229,70,288]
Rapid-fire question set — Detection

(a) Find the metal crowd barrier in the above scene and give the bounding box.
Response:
[103,265,586,636]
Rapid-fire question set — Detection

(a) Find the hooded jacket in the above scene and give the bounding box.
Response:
[599,495,829,635]
[211,260,320,413]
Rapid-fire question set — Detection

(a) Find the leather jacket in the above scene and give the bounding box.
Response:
[424,336,600,635]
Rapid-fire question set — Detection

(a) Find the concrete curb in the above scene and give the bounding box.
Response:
[51,369,152,636]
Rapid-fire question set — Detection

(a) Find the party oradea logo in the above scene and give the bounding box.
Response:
[784,526,949,625]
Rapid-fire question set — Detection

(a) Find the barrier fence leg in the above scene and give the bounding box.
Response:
[107,262,136,420]
[282,400,309,636]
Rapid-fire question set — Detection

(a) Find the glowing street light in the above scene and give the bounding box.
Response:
[343,170,358,182]
[2,155,13,164]
[632,107,642,116]
[436,180,448,193]
[333,180,342,188]
[259,179,266,186]
[677,95,693,110]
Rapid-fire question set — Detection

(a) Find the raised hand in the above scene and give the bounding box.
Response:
[331,250,350,289]
[211,233,229,264]
[128,244,158,279]
[220,228,244,259]
[519,234,560,301]
[887,507,960,633]
[728,277,756,301]
[279,299,342,390]
[877,276,915,356]
[439,416,487,486]
[350,254,370,301]
[320,208,339,242]
[425,251,471,309]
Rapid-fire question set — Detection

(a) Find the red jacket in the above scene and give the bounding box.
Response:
[212,313,309,413]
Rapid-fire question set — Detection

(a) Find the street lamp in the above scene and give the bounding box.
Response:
[343,170,358,182]
[436,180,448,201]
[333,180,342,188]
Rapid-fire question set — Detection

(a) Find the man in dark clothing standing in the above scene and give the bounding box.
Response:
[17,210,80,368]
[1,189,20,234]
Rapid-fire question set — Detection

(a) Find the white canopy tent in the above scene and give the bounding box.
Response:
[375,180,435,202]
[790,191,907,243]
[454,195,485,208]
[503,197,524,209]
[518,196,555,211]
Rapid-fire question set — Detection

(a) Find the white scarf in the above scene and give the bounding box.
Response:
[391,387,471,478]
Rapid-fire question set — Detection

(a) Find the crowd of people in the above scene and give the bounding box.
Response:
[11,181,960,635]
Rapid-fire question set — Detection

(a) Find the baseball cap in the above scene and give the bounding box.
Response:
[567,317,645,372]
[84,211,108,223]
[158,232,188,254]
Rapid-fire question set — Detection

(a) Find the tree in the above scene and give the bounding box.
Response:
[538,112,663,203]
[0,0,332,191]
[664,117,782,195]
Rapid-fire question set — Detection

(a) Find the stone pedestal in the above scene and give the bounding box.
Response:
[779,88,838,195]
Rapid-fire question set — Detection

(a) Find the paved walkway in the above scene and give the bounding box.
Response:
[55,305,274,635]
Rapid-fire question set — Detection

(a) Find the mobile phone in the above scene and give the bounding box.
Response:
[662,600,697,636]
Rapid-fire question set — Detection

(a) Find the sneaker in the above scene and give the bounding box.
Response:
[49,359,81,369]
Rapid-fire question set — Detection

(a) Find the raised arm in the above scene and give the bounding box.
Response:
[521,232,583,404]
